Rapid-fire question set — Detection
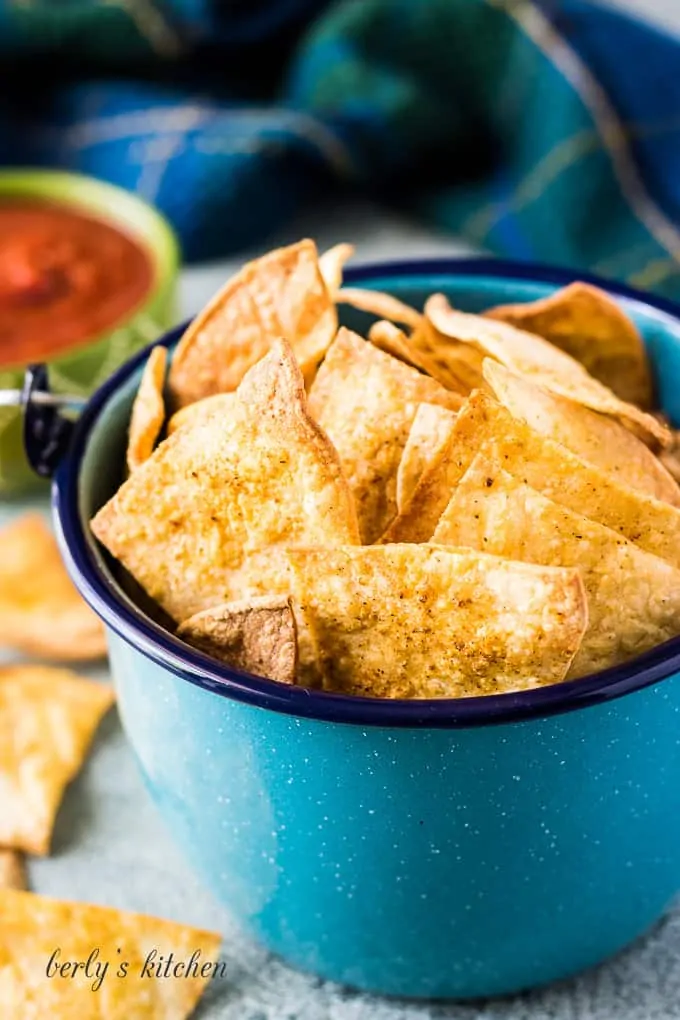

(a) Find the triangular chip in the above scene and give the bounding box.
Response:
[396,402,458,513]
[426,295,668,447]
[486,282,653,408]
[483,360,680,505]
[126,345,167,472]
[168,239,337,407]
[0,666,114,854]
[369,320,469,395]
[0,515,107,661]
[433,457,680,678]
[92,340,360,622]
[406,316,483,393]
[421,390,680,567]
[308,327,462,541]
[166,392,237,436]
[177,595,297,683]
[337,288,422,328]
[318,242,354,295]
[0,853,25,891]
[0,888,221,1018]
[241,545,586,697]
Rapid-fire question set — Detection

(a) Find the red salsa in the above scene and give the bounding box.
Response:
[0,201,154,367]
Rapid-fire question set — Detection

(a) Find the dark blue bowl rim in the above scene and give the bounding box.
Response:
[53,256,680,729]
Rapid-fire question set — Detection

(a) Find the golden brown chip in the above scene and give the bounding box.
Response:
[368,320,469,395]
[422,390,680,567]
[409,315,486,393]
[396,402,458,514]
[434,457,680,678]
[0,666,114,855]
[0,888,221,1018]
[177,595,297,683]
[337,288,422,328]
[244,545,587,697]
[483,360,680,506]
[660,429,680,483]
[308,327,462,542]
[318,242,355,295]
[369,320,430,372]
[166,393,237,436]
[126,346,167,472]
[0,852,26,891]
[0,515,107,661]
[426,295,669,447]
[486,282,653,408]
[168,239,337,407]
[92,339,360,622]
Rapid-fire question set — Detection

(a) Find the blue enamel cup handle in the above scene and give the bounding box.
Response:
[0,364,86,479]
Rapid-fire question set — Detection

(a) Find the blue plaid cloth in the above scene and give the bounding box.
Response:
[1,0,679,297]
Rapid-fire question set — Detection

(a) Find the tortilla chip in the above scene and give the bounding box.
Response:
[126,346,167,472]
[0,515,107,661]
[396,402,458,513]
[319,242,354,295]
[660,429,680,483]
[368,320,469,395]
[337,288,422,328]
[486,282,653,408]
[244,545,586,697]
[426,295,669,448]
[409,316,486,393]
[308,327,462,542]
[168,239,336,407]
[424,390,680,567]
[0,853,26,891]
[166,393,237,436]
[483,360,680,506]
[92,339,360,622]
[434,457,680,678]
[0,888,221,1018]
[177,595,297,683]
[0,666,114,855]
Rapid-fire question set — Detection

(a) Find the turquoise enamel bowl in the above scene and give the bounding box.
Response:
[52,259,680,999]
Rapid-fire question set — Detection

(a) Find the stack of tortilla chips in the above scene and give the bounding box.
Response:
[91,239,680,700]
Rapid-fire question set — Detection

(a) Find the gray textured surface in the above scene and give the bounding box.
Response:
[9,1,680,1014]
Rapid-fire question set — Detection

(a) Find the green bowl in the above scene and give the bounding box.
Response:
[0,170,179,494]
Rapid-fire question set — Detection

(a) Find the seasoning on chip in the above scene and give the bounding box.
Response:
[337,287,422,328]
[168,239,336,407]
[177,595,297,683]
[126,345,167,472]
[430,390,680,567]
[308,327,462,542]
[318,242,355,295]
[0,514,107,661]
[426,295,669,448]
[434,457,680,678]
[486,282,653,408]
[483,360,680,506]
[242,544,587,697]
[166,392,237,436]
[92,339,360,622]
[396,402,458,514]
[0,666,114,855]
[0,852,26,891]
[0,888,221,1018]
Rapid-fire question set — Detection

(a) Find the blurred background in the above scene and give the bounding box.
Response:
[1,0,679,318]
